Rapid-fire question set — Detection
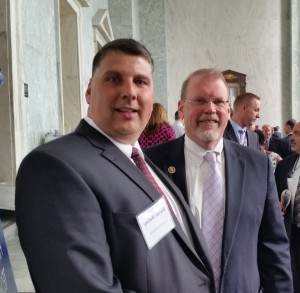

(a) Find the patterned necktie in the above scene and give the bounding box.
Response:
[293,177,300,227]
[202,152,224,291]
[238,129,246,146]
[131,147,172,210]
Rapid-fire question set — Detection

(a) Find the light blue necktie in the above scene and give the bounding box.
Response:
[238,129,246,145]
[202,152,224,291]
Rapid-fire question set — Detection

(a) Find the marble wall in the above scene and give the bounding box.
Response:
[291,0,300,120]
[108,0,133,39]
[164,0,291,127]
[22,0,60,150]
[139,0,167,108]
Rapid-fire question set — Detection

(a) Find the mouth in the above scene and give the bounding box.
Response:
[198,118,219,124]
[117,107,138,113]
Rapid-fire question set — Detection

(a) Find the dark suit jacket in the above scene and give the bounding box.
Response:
[275,153,299,236]
[15,120,215,293]
[223,121,260,149]
[268,136,282,154]
[275,153,300,291]
[145,136,293,293]
[278,134,294,159]
[272,131,282,139]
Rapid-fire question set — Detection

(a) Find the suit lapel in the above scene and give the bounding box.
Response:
[146,158,213,273]
[222,141,246,267]
[158,137,189,203]
[76,120,211,274]
[225,122,239,143]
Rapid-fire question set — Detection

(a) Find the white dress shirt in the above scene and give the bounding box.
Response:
[184,135,226,227]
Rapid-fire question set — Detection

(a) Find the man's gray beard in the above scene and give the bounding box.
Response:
[196,130,219,142]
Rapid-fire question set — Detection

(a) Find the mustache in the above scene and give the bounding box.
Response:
[197,115,220,122]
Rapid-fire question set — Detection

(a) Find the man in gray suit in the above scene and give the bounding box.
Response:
[223,92,260,149]
[145,68,293,292]
[15,39,216,292]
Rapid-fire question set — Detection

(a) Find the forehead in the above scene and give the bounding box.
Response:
[263,126,271,131]
[293,123,300,132]
[186,75,228,97]
[96,51,153,75]
[247,98,260,108]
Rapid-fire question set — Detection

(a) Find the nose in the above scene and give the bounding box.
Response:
[121,80,137,101]
[203,100,217,113]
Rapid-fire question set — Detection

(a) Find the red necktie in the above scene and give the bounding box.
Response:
[131,147,172,210]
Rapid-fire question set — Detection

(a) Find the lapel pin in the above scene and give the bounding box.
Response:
[168,166,176,174]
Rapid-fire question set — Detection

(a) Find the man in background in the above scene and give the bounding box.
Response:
[223,92,260,149]
[172,110,185,138]
[275,121,300,292]
[146,68,293,292]
[262,124,281,152]
[280,119,297,158]
[272,126,282,139]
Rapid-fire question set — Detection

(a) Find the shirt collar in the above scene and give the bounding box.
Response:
[84,116,142,159]
[184,135,224,164]
[230,119,246,132]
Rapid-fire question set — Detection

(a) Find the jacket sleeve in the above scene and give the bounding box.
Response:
[15,150,135,293]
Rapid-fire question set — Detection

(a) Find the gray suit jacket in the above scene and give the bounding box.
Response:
[223,121,260,149]
[145,136,293,293]
[15,120,215,293]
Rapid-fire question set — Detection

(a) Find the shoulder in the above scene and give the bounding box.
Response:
[276,153,298,169]
[158,125,176,137]
[145,136,183,155]
[224,139,266,159]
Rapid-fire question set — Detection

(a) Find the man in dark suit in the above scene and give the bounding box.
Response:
[15,39,216,292]
[272,126,282,139]
[262,124,282,154]
[145,68,293,292]
[275,121,300,292]
[223,92,260,149]
[276,119,298,158]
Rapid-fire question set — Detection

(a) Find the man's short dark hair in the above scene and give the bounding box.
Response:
[92,38,154,76]
[285,118,297,129]
[174,111,180,120]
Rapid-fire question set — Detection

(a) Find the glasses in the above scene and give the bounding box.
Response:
[182,97,229,109]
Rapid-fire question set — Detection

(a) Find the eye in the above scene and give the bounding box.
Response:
[214,99,226,106]
[106,75,121,84]
[194,98,206,105]
[135,76,150,87]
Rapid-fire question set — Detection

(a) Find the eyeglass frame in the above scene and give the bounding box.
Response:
[182,97,229,109]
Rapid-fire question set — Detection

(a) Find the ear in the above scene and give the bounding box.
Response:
[85,79,92,104]
[178,100,184,119]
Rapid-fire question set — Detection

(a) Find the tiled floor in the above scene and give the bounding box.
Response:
[4,222,35,293]
[0,185,35,293]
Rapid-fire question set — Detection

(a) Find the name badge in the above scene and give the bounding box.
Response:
[136,197,175,250]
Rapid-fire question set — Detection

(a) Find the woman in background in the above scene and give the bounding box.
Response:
[139,103,176,149]
[255,128,282,172]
